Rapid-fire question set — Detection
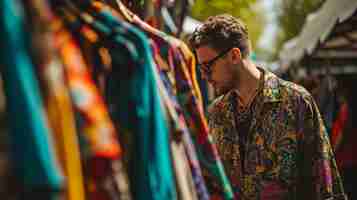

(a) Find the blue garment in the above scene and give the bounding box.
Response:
[73,10,177,200]
[105,19,177,200]
[95,9,211,199]
[0,0,64,198]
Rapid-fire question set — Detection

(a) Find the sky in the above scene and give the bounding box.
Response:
[257,0,278,50]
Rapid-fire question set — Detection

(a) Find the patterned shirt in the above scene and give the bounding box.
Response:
[208,67,347,200]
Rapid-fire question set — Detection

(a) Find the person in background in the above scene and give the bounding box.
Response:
[189,14,347,200]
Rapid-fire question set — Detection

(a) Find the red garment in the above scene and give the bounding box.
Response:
[335,129,357,169]
[331,103,357,169]
[331,103,348,149]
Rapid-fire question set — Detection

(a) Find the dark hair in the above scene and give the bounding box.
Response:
[189,14,251,58]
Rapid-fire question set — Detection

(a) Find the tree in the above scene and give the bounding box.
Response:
[190,0,266,51]
[273,0,325,59]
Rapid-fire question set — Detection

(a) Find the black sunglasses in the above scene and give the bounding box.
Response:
[197,48,232,74]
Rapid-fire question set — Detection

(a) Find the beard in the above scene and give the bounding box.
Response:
[212,79,236,97]
[210,64,240,97]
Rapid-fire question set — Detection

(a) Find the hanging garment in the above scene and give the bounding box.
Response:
[55,25,131,200]
[152,41,207,200]
[35,55,86,200]
[90,4,213,197]
[151,42,200,200]
[150,38,212,200]
[24,2,87,199]
[330,99,357,200]
[331,102,349,150]
[0,0,64,199]
[171,139,198,200]
[103,23,178,200]
[331,102,357,176]
[0,74,13,200]
[59,7,178,199]
[57,6,135,162]
[91,4,226,198]
[129,14,233,199]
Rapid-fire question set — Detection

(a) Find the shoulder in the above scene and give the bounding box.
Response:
[278,77,314,105]
[276,77,321,125]
[262,69,314,106]
[261,70,317,117]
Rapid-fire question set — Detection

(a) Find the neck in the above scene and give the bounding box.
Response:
[234,59,261,104]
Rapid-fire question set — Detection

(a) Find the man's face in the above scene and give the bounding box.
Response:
[196,46,239,96]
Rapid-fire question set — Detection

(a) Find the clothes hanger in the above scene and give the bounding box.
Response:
[94,0,166,40]
[90,0,125,22]
[115,0,134,22]
[60,0,141,62]
[112,1,178,72]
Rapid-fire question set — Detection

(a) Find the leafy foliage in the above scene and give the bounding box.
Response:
[273,0,325,59]
[190,0,266,50]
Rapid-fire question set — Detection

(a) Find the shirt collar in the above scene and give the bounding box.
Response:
[220,66,282,106]
[260,67,283,103]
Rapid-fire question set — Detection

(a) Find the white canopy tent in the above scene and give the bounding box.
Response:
[278,0,357,75]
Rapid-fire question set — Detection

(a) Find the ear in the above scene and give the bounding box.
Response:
[230,47,242,64]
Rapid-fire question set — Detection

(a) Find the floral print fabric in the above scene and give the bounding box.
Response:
[208,68,347,200]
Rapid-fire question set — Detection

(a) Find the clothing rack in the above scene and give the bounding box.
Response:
[0,0,235,200]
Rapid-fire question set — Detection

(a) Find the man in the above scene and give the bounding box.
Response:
[189,14,347,200]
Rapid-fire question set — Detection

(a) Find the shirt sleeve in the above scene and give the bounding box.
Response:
[297,94,347,200]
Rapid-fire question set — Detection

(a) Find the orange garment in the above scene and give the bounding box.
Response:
[56,23,131,200]
[39,47,86,200]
